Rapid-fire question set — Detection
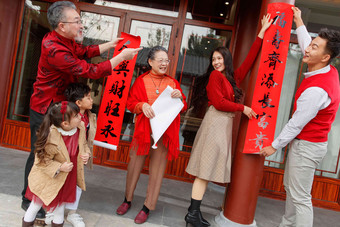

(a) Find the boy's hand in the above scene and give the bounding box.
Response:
[80,153,90,164]
[60,162,73,172]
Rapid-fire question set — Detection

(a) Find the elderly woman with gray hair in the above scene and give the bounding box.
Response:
[22,1,141,226]
[115,46,187,224]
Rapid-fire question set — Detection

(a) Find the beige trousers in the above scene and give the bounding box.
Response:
[125,138,168,210]
[279,139,327,227]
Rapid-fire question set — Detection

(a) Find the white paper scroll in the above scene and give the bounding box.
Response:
[150,86,184,149]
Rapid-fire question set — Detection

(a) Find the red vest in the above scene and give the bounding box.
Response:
[295,65,340,142]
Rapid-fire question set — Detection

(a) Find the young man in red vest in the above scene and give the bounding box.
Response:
[260,7,340,227]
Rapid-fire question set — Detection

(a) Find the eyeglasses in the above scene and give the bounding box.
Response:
[61,20,83,25]
[154,58,170,64]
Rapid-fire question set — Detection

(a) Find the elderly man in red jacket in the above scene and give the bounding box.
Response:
[260,7,340,227]
[21,0,141,221]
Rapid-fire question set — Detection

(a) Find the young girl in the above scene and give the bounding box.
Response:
[22,101,90,227]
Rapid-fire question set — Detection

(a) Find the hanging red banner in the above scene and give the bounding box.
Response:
[243,3,293,154]
[94,33,141,150]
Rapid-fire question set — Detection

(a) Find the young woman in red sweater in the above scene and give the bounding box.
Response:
[185,14,272,227]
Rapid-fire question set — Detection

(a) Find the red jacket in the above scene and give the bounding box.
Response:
[126,71,187,160]
[296,65,340,142]
[206,37,262,112]
[30,30,112,114]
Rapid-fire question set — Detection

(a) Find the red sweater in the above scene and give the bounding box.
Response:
[206,37,262,112]
[30,30,112,114]
[296,65,340,142]
[126,71,187,160]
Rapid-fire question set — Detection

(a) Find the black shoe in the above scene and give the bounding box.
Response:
[21,200,46,219]
[200,212,210,226]
[185,210,208,227]
[21,200,30,211]
[187,207,210,226]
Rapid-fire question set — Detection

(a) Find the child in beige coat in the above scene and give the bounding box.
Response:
[22,102,90,227]
[45,82,97,227]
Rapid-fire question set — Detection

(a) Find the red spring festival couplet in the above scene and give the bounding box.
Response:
[243,3,293,153]
[94,33,141,150]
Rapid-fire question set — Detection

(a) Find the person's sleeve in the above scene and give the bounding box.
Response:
[127,79,144,114]
[234,37,262,85]
[207,71,244,112]
[80,122,92,156]
[36,144,62,178]
[74,43,101,59]
[296,25,312,53]
[48,46,112,79]
[272,87,330,149]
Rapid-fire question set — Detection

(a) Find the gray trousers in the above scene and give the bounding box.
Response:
[279,139,327,227]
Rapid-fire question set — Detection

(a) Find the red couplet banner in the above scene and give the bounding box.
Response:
[94,33,141,150]
[243,3,293,154]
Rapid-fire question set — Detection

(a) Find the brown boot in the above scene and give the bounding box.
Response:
[22,218,34,227]
[34,218,47,226]
[51,221,64,227]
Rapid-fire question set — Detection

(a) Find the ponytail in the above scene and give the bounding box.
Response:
[35,110,53,161]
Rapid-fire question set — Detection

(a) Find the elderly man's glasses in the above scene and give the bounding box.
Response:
[61,20,83,25]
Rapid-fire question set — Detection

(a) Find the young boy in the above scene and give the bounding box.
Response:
[65,83,96,169]
[45,82,96,227]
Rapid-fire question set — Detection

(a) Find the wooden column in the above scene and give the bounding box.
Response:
[221,0,295,225]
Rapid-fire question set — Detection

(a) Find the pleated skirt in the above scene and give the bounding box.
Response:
[186,105,235,183]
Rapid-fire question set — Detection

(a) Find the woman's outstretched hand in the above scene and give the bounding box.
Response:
[258,13,273,39]
[243,106,257,119]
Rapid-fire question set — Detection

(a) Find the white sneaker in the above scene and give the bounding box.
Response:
[67,213,85,227]
[45,212,54,225]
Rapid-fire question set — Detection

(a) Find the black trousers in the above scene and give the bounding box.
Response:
[21,108,44,202]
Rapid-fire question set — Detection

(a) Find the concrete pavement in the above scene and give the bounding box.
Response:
[0,146,339,227]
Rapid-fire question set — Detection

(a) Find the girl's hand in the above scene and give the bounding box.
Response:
[243,106,257,119]
[171,89,182,99]
[60,162,73,173]
[142,103,155,119]
[258,13,273,39]
[80,153,90,165]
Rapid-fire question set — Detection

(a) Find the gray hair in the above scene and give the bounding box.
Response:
[47,1,76,30]
[147,46,168,68]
